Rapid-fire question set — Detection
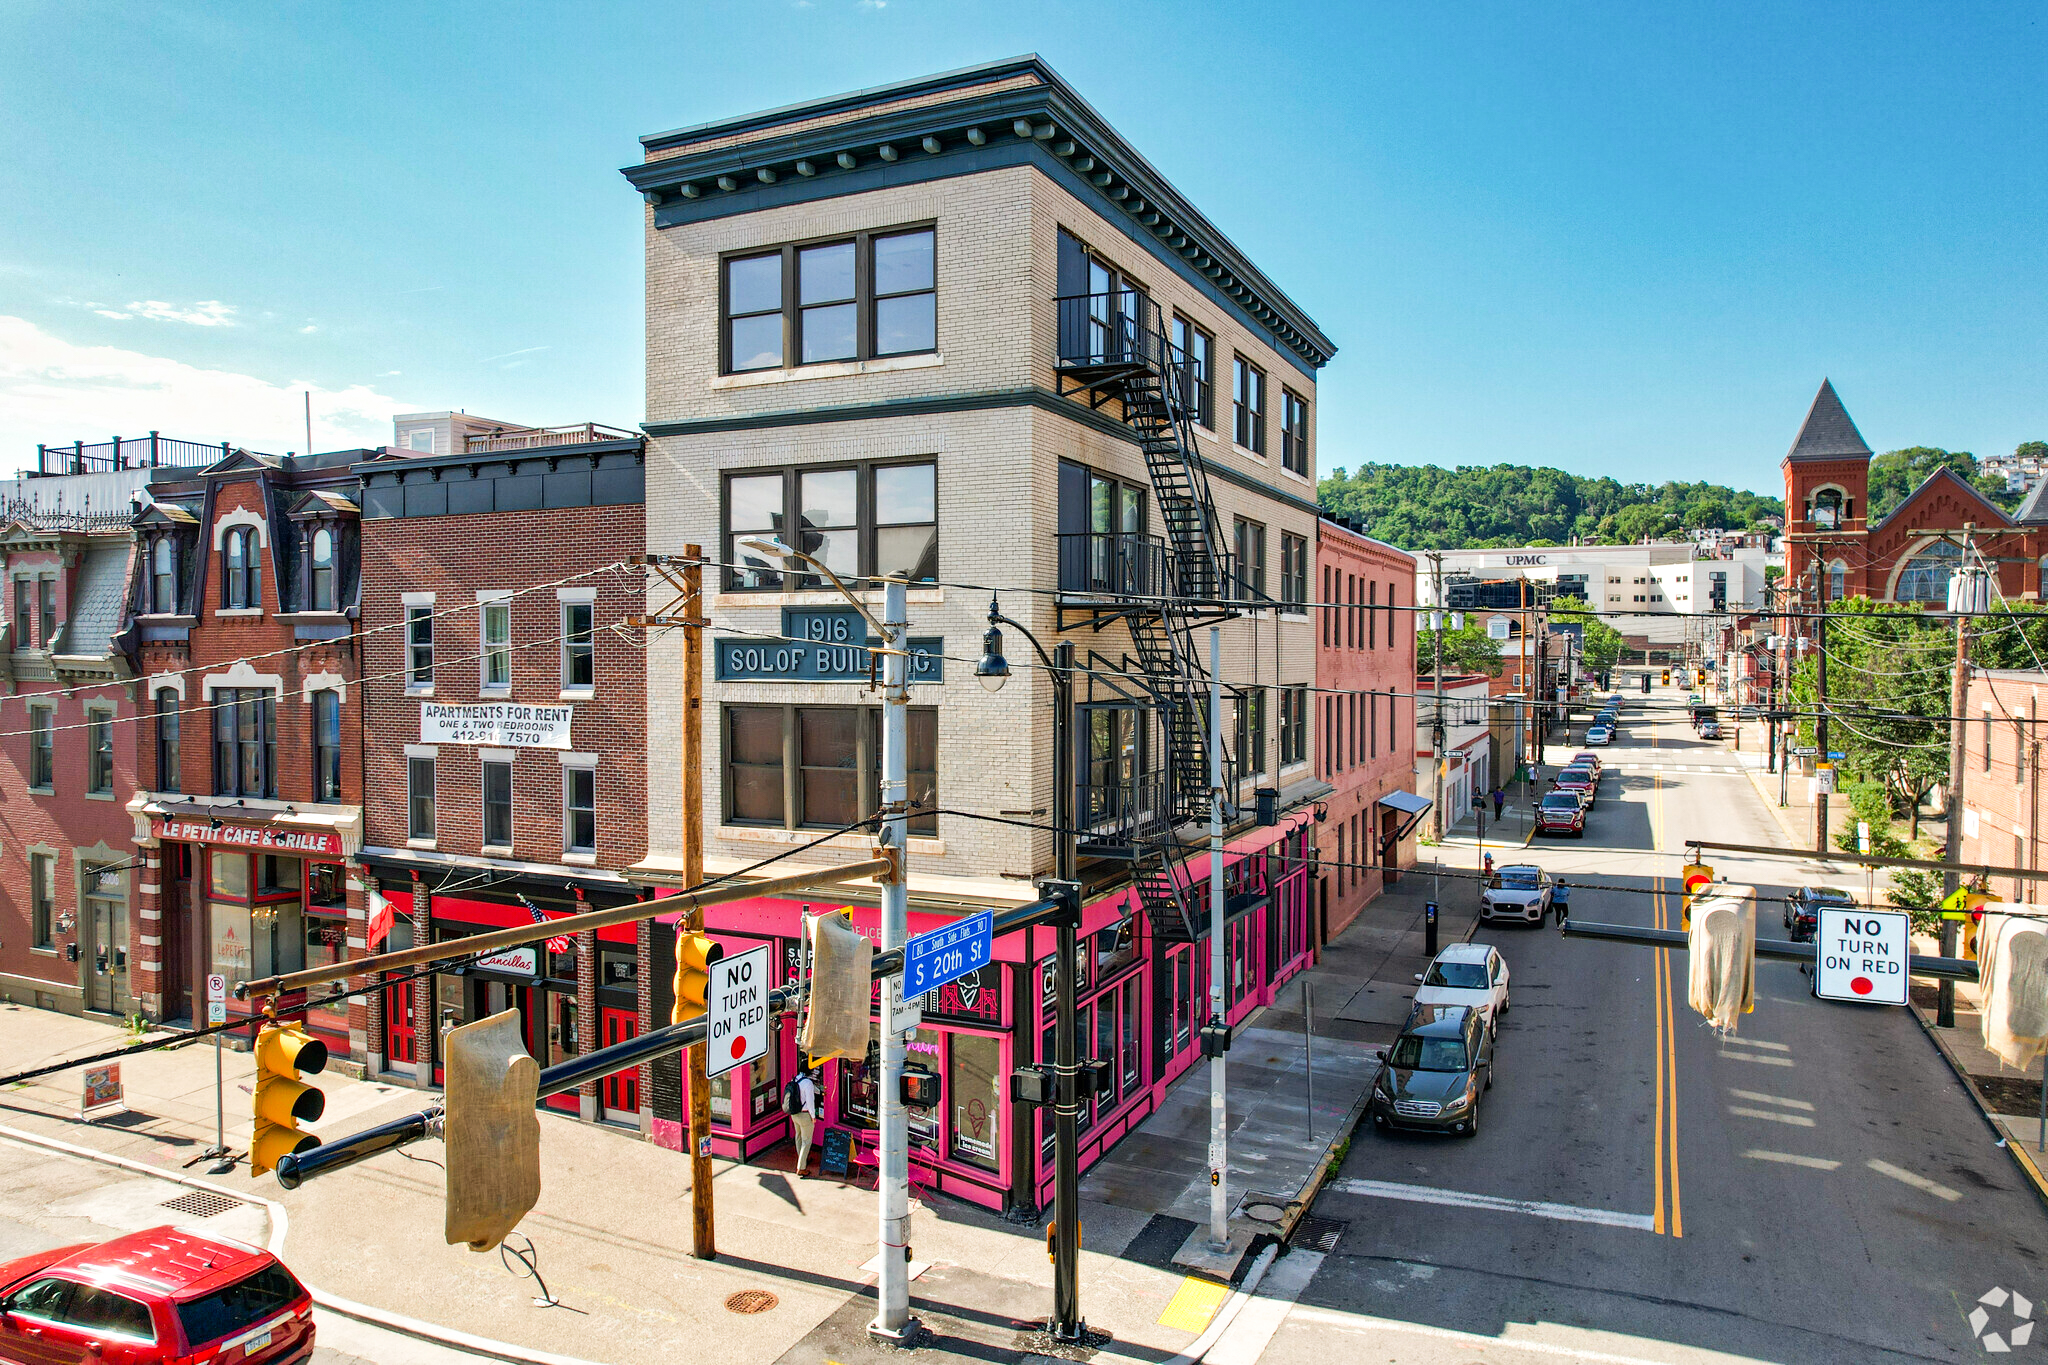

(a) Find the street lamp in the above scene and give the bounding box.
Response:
[739,534,917,1343]
[978,596,1086,1341]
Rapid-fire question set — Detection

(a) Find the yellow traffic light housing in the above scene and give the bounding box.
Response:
[251,1021,327,1176]
[1680,862,1714,931]
[673,932,724,1023]
[444,1010,541,1252]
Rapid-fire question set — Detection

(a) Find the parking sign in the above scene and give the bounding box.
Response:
[206,973,227,1025]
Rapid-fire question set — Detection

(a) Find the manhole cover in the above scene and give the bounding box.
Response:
[1291,1216,1346,1253]
[1236,1191,1293,1225]
[724,1290,778,1314]
[161,1191,242,1219]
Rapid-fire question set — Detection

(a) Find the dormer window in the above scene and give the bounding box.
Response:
[151,538,178,613]
[310,528,335,611]
[223,527,261,609]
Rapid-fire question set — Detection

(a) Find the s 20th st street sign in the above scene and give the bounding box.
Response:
[716,607,942,683]
[903,911,994,1000]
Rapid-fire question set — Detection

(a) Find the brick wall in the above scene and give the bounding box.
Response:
[1960,671,2047,906]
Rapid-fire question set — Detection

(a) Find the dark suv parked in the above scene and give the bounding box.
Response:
[1367,1004,1495,1137]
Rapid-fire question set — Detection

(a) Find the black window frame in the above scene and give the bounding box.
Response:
[1236,688,1266,778]
[212,688,276,799]
[28,705,53,790]
[313,688,342,802]
[151,537,179,613]
[155,688,181,793]
[1170,314,1215,429]
[1280,687,1308,767]
[86,706,113,794]
[1233,518,1267,602]
[406,606,434,688]
[221,527,261,611]
[1281,387,1309,475]
[37,576,55,645]
[407,755,436,841]
[722,458,939,592]
[13,579,28,648]
[482,757,513,850]
[1279,532,1307,615]
[309,526,336,612]
[1233,357,1266,454]
[719,223,938,374]
[722,703,938,834]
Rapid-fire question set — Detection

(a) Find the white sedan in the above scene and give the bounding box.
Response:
[1413,943,1511,1025]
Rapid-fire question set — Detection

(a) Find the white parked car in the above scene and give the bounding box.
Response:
[1586,725,1613,746]
[1413,943,1511,1025]
[1480,865,1552,925]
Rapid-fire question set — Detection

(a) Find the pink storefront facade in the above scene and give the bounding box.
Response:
[670,820,1315,1215]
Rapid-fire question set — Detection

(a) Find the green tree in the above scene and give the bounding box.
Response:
[1550,596,1626,671]
[1866,446,2020,520]
[1416,614,1503,676]
[1788,598,1950,825]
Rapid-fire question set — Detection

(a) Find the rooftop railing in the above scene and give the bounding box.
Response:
[462,423,637,454]
[35,433,241,476]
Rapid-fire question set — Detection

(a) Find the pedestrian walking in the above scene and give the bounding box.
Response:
[1491,785,1505,820]
[785,1068,820,1177]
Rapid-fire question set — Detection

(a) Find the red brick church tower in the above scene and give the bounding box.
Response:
[1781,378,1873,614]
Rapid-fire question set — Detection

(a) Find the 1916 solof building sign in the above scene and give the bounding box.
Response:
[716,607,943,683]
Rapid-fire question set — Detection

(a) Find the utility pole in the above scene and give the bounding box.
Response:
[1939,528,1981,1031]
[1206,625,1229,1253]
[682,546,715,1261]
[1047,639,1081,1342]
[873,574,914,1341]
[1428,553,1445,843]
[1814,561,1830,856]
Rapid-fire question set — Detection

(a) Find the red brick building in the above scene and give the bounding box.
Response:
[1314,514,1420,940]
[0,474,150,1019]
[354,429,650,1126]
[126,449,371,1062]
[1959,670,2048,906]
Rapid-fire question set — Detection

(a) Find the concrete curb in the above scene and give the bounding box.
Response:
[1742,765,1811,849]
[1095,1243,1279,1365]
[1903,1009,2048,1215]
[0,1121,606,1365]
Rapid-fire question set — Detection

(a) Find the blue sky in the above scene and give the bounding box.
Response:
[1,2,2041,496]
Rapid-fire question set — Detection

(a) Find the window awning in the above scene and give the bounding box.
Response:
[1377,790,1433,816]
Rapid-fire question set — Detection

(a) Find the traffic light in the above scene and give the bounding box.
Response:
[1680,862,1714,931]
[672,932,724,1023]
[251,1021,327,1176]
[1661,670,1671,685]
[444,1010,541,1252]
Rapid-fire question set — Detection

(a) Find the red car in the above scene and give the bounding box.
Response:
[0,1225,313,1364]
[1536,790,1587,836]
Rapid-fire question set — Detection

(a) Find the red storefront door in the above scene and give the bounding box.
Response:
[385,978,417,1067]
[601,1008,638,1116]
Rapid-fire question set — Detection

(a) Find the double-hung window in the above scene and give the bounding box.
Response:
[213,689,276,798]
[406,604,434,689]
[30,851,53,948]
[480,597,512,692]
[563,761,596,855]
[1236,689,1266,777]
[1279,533,1307,615]
[152,539,178,613]
[1170,315,1214,428]
[1281,687,1308,767]
[407,753,436,841]
[38,578,55,645]
[28,707,53,790]
[482,757,513,850]
[87,708,113,794]
[1233,519,1267,602]
[561,600,595,692]
[222,528,260,610]
[722,226,937,373]
[725,460,937,590]
[1281,389,1310,476]
[724,704,937,834]
[309,528,336,610]
[155,688,181,793]
[1233,358,1266,454]
[13,580,28,648]
[313,689,342,801]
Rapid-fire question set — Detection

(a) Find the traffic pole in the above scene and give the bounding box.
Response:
[1206,625,1229,1253]
[871,574,915,1342]
[683,546,716,1260]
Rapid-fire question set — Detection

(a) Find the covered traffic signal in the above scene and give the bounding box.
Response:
[673,932,724,1022]
[251,1021,327,1176]
[444,1010,541,1252]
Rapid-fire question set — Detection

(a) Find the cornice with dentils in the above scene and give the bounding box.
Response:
[621,58,1336,373]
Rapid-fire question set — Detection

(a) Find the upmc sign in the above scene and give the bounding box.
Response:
[151,818,343,857]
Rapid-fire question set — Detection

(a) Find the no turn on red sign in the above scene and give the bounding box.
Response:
[706,945,770,1079]
[1816,908,1909,1005]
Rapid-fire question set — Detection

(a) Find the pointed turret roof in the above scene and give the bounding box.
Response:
[1785,379,1872,462]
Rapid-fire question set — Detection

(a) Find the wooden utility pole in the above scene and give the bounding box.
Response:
[681,547,714,1259]
[1939,526,1980,1030]
[1813,561,1830,855]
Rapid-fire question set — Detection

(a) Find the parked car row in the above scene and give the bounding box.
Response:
[1369,943,1514,1138]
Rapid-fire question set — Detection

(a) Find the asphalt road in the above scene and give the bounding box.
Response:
[1260,685,2048,1364]
[0,1135,497,1365]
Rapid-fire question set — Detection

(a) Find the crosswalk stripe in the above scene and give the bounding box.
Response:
[1330,1178,1655,1231]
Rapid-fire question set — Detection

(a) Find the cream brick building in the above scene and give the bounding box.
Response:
[625,55,1335,922]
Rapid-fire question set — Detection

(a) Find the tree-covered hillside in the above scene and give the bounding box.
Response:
[1316,463,1783,551]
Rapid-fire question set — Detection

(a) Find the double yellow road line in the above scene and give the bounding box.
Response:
[1651,862,1685,1237]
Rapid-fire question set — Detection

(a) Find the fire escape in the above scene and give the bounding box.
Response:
[1053,291,1241,942]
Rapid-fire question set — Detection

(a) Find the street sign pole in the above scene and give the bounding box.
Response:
[1207,625,1229,1253]
[206,973,231,1173]
[872,574,915,1343]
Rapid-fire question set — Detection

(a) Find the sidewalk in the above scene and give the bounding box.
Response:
[0,868,1480,1364]
[1906,968,2048,1208]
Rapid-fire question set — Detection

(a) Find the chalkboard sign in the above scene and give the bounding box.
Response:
[820,1127,854,1178]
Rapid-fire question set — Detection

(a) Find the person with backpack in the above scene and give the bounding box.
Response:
[784,1067,820,1177]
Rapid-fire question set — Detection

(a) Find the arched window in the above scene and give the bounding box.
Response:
[1827,561,1846,601]
[1811,487,1844,529]
[1896,540,1963,603]
[310,528,335,611]
[151,538,176,613]
[223,528,262,609]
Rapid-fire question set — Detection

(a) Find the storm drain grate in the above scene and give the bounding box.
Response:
[160,1191,242,1219]
[1289,1216,1346,1253]
[724,1290,778,1315]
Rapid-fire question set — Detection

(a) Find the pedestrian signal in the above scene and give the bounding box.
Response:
[251,1021,327,1176]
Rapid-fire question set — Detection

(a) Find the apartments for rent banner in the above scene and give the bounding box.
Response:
[419,702,574,749]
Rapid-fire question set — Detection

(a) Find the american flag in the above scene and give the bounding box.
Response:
[520,896,574,956]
